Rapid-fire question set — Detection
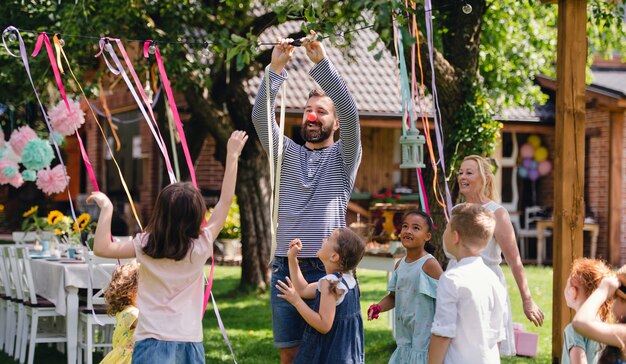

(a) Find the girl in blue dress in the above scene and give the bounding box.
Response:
[367,210,443,364]
[275,228,365,364]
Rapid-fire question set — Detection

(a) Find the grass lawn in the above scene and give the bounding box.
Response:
[0,264,554,363]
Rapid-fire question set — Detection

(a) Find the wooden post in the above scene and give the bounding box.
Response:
[609,111,624,266]
[552,0,587,362]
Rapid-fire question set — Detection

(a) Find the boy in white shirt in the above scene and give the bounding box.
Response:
[428,203,508,364]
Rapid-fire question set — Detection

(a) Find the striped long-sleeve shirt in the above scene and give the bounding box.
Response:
[251,58,362,258]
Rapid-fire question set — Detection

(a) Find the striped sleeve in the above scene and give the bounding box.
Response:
[309,58,362,180]
[250,68,290,165]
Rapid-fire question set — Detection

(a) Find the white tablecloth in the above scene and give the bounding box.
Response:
[30,259,111,315]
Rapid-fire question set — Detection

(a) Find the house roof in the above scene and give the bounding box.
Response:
[589,69,626,98]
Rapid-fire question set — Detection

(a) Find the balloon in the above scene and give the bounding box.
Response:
[538,160,552,176]
[527,135,542,148]
[518,167,528,178]
[528,169,540,181]
[522,158,533,169]
[530,160,538,170]
[520,143,535,159]
[534,146,549,162]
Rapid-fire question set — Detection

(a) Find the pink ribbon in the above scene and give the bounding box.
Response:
[95,38,177,184]
[32,32,71,113]
[143,41,198,187]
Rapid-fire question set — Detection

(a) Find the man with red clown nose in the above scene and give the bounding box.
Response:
[251,30,362,364]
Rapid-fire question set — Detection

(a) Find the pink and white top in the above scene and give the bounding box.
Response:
[132,228,213,342]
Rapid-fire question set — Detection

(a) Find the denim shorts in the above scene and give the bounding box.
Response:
[270,256,326,348]
[132,338,205,363]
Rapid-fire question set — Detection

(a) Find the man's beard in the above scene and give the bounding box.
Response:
[301,122,332,143]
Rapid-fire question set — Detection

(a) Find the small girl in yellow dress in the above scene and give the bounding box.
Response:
[101,262,139,364]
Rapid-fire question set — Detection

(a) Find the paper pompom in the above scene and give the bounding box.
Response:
[3,146,21,163]
[52,132,65,145]
[21,138,54,170]
[2,165,16,178]
[48,99,85,136]
[0,158,19,185]
[36,164,69,195]
[9,125,37,156]
[22,169,36,181]
[8,172,23,188]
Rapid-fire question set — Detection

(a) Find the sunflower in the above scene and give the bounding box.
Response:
[47,210,64,226]
[73,213,91,233]
[23,205,39,218]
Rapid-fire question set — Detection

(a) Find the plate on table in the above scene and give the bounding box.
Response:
[30,254,52,259]
[45,257,62,261]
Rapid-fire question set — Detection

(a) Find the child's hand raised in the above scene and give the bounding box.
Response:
[287,239,302,260]
[276,277,302,306]
[86,191,113,210]
[227,130,248,158]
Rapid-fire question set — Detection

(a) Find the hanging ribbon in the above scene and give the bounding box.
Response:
[424,0,454,218]
[2,26,80,234]
[97,79,122,152]
[51,34,143,230]
[143,41,197,187]
[264,65,287,262]
[31,33,100,194]
[95,38,177,184]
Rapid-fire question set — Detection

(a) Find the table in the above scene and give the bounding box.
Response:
[358,253,403,337]
[536,219,600,266]
[30,259,112,364]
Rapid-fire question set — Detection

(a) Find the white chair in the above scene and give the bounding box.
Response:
[77,253,131,364]
[15,246,68,364]
[514,206,552,264]
[4,245,26,361]
[0,245,15,354]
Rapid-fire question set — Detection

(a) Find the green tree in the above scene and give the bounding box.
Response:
[1,0,624,287]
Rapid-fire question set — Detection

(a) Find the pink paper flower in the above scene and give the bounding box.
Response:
[0,129,5,148]
[48,99,85,136]
[9,125,37,156]
[8,172,23,188]
[36,164,69,195]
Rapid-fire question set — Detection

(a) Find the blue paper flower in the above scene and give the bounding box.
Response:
[2,165,16,178]
[21,138,54,170]
[22,169,36,181]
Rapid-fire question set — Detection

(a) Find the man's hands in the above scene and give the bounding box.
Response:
[269,30,326,74]
[302,30,325,64]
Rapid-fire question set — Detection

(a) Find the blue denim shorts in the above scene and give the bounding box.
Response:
[270,256,326,348]
[132,338,205,363]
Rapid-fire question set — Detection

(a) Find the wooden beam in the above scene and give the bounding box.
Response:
[552,0,587,362]
[609,111,624,265]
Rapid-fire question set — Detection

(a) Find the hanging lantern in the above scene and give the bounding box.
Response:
[399,128,426,169]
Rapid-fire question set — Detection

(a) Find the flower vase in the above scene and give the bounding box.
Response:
[68,246,76,259]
